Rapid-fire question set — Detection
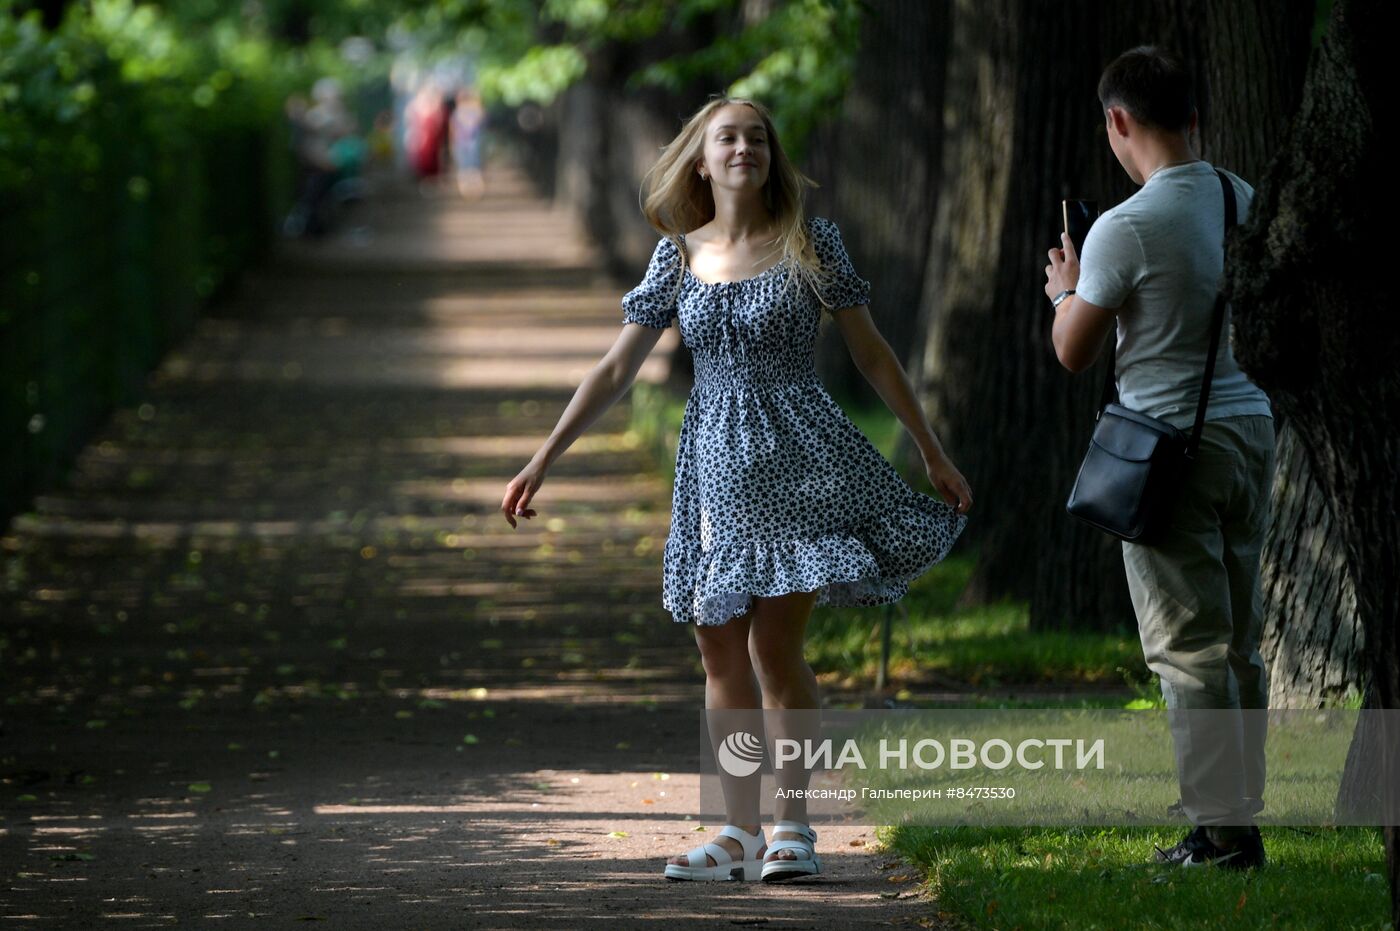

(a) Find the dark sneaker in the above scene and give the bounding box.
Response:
[1157,826,1264,870]
[1153,825,1207,864]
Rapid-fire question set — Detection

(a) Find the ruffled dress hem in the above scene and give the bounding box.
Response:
[663,507,966,627]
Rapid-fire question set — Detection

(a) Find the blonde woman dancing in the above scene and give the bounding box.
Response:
[502,96,971,883]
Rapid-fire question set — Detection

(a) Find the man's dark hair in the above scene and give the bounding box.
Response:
[1097,45,1195,132]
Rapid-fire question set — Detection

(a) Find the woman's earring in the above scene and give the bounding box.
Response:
[699,167,707,180]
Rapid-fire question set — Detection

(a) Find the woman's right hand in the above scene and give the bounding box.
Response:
[502,460,546,529]
[923,450,973,515]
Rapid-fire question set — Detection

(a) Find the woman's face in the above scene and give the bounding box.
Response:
[697,103,771,194]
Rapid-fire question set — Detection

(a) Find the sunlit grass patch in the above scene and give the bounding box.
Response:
[882,823,1390,930]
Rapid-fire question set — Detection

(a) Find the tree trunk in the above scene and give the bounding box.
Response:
[1259,421,1365,708]
[915,0,1313,631]
[1228,0,1399,919]
[810,0,951,399]
[915,0,1138,628]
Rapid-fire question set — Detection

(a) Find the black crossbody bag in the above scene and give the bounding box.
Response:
[1065,168,1237,544]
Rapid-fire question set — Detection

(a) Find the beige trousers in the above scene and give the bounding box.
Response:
[1122,414,1276,828]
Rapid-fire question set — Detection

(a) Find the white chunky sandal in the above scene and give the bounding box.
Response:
[664,824,768,881]
[761,820,820,881]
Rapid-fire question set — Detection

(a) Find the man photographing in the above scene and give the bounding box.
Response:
[1043,46,1275,869]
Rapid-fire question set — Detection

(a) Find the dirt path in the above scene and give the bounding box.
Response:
[0,168,944,928]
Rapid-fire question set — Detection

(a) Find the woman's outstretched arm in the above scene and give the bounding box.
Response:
[501,322,667,528]
[830,305,973,514]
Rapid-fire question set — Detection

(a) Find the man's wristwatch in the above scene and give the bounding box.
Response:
[1052,288,1076,308]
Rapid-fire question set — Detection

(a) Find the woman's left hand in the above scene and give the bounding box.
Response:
[924,452,973,515]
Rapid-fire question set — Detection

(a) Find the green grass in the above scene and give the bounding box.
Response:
[840,710,1352,827]
[881,824,1391,930]
[805,558,1147,696]
[627,381,689,484]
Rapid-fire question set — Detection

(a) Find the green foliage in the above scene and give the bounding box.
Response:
[413,0,865,155]
[0,0,322,524]
[637,0,863,154]
[2,0,868,174]
[0,0,315,190]
[480,43,588,106]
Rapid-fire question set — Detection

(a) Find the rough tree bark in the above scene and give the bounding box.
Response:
[808,0,951,396]
[1228,0,1398,919]
[916,0,1123,626]
[916,0,1313,632]
[1259,423,1364,708]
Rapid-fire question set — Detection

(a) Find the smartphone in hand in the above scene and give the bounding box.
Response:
[1062,199,1098,257]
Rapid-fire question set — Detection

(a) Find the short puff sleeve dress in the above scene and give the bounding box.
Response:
[621,216,966,625]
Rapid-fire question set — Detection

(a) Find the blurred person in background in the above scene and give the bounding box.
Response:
[283,78,365,237]
[449,87,486,200]
[406,81,449,189]
[368,110,396,168]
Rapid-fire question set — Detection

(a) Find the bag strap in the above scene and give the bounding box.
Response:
[1095,167,1238,454]
[1185,168,1238,454]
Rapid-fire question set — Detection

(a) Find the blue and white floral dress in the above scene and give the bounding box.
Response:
[621,216,966,626]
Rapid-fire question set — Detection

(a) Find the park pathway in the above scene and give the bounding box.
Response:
[0,167,940,928]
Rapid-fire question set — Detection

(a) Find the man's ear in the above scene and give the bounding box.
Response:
[1106,105,1131,138]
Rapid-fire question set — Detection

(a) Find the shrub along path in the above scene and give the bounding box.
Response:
[0,168,942,928]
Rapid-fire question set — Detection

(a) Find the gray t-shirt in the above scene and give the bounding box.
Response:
[1076,160,1272,430]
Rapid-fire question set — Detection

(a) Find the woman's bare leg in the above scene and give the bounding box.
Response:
[748,589,822,861]
[668,611,767,867]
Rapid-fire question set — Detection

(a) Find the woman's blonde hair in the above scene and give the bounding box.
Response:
[638,95,834,305]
